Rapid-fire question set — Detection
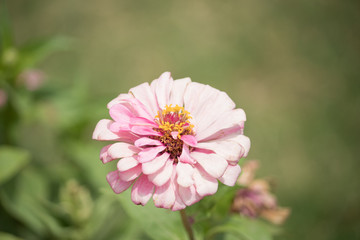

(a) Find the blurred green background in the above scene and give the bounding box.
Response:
[2,0,360,239]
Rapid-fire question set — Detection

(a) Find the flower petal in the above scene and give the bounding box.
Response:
[131,125,162,136]
[109,103,133,122]
[169,77,191,107]
[178,185,201,206]
[148,160,174,186]
[108,142,140,159]
[176,162,194,187]
[131,174,154,206]
[153,180,175,209]
[107,93,132,109]
[129,82,159,117]
[142,152,170,174]
[117,157,139,172]
[193,167,218,197]
[172,185,187,211]
[119,165,142,181]
[138,146,166,163]
[134,137,163,148]
[106,170,133,194]
[93,119,121,141]
[154,72,173,109]
[196,140,243,161]
[196,108,246,141]
[191,151,227,178]
[230,135,251,158]
[100,144,113,163]
[219,164,241,186]
[181,135,197,147]
[179,144,196,164]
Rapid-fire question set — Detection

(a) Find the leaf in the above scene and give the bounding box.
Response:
[0,167,62,237]
[112,189,188,240]
[0,146,30,184]
[206,216,280,240]
[0,232,23,240]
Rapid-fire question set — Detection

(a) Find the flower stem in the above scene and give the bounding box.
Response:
[180,209,194,240]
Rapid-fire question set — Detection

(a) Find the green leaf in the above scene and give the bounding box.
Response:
[206,216,280,240]
[113,189,188,240]
[0,146,30,184]
[0,232,23,240]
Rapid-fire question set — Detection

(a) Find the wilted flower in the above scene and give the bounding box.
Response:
[232,160,290,225]
[93,72,250,211]
[0,89,7,108]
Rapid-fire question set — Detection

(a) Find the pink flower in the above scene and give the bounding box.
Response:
[93,72,250,211]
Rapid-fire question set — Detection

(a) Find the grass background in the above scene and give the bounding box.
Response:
[6,0,360,239]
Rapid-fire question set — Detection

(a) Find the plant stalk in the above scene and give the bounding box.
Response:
[180,209,194,240]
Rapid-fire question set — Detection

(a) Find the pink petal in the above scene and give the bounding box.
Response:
[169,77,191,107]
[138,146,166,163]
[100,144,113,163]
[196,140,242,161]
[230,135,251,158]
[176,162,194,187]
[109,103,133,122]
[172,185,186,211]
[191,151,227,178]
[193,167,218,197]
[219,164,241,186]
[153,180,175,209]
[170,131,178,139]
[108,142,139,159]
[179,144,196,164]
[196,108,246,141]
[92,119,121,141]
[129,82,159,117]
[134,137,163,148]
[154,72,173,109]
[109,121,130,132]
[148,160,174,186]
[183,83,235,133]
[117,157,139,172]
[106,170,133,194]
[178,185,201,206]
[131,125,162,136]
[131,174,154,206]
[107,93,132,109]
[142,152,170,174]
[125,98,154,120]
[130,117,157,127]
[181,135,197,147]
[119,165,142,181]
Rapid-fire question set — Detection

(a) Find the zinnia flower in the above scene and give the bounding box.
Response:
[93,72,250,211]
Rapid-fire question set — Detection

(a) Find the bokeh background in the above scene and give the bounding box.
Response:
[1,0,360,239]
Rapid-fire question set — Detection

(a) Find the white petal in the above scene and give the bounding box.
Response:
[196,140,242,161]
[153,180,175,209]
[108,142,139,159]
[148,160,174,186]
[169,77,191,107]
[92,119,121,141]
[129,82,159,117]
[142,152,170,174]
[219,164,241,186]
[193,167,218,197]
[106,170,133,194]
[176,162,194,187]
[191,151,227,178]
[117,157,139,172]
[131,174,154,206]
[154,72,173,109]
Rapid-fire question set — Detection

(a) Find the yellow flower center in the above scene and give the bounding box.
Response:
[152,104,194,162]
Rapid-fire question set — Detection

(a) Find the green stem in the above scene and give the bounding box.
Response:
[180,209,194,240]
